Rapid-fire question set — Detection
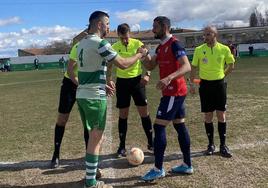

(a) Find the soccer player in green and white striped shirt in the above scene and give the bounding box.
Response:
[68,11,148,188]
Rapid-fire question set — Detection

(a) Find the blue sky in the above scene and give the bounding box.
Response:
[1,0,268,58]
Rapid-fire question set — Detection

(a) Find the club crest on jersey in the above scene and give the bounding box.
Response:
[202,57,208,63]
[165,47,169,53]
[217,56,224,63]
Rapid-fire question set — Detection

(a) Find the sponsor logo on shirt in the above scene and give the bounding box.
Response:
[168,86,173,90]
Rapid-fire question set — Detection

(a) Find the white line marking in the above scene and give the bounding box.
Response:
[101,98,116,180]
[0,139,267,168]
[0,78,61,86]
[0,160,83,168]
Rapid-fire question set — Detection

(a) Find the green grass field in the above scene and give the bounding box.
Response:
[0,57,268,187]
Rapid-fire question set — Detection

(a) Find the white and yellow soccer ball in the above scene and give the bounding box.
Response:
[126,147,144,166]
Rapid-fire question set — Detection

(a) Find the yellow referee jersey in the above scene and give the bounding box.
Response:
[112,38,143,78]
[192,42,235,80]
[64,43,78,78]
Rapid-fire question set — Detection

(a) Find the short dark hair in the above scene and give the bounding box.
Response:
[117,23,130,35]
[203,25,218,35]
[88,11,109,30]
[154,16,171,29]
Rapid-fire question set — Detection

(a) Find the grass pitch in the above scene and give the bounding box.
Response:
[0,57,267,187]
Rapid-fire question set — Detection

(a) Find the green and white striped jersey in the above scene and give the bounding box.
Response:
[76,34,117,100]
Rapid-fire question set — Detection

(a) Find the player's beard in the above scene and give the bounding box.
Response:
[101,28,109,38]
[154,30,165,40]
[101,30,107,38]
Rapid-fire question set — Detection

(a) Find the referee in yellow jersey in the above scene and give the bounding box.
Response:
[190,26,235,158]
[107,23,153,157]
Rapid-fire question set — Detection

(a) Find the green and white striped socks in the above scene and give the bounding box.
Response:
[85,153,99,187]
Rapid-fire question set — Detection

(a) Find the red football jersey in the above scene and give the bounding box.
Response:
[156,36,187,96]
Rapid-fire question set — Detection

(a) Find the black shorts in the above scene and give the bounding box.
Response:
[58,77,77,113]
[116,75,147,108]
[199,79,227,112]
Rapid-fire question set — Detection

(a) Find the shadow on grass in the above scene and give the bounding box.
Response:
[0,150,207,173]
[102,171,193,188]
[0,157,84,172]
[0,176,155,188]
[99,150,206,170]
[0,151,209,188]
[0,179,84,188]
[0,152,118,172]
[0,170,198,188]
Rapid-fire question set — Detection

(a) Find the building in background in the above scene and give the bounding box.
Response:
[3,26,267,72]
[18,48,48,57]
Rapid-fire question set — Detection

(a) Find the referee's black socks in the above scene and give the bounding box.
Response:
[205,122,214,145]
[218,122,227,146]
[141,115,153,147]
[118,118,127,149]
[54,124,65,157]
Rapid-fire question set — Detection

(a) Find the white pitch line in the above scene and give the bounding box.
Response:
[101,98,116,179]
[230,139,268,150]
[0,160,83,168]
[0,139,267,168]
[0,78,61,86]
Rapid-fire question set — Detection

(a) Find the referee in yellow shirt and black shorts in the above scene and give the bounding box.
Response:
[190,26,235,158]
[107,23,153,157]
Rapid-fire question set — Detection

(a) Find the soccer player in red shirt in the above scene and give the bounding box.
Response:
[141,16,193,182]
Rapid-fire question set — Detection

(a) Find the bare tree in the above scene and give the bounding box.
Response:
[256,9,265,26]
[44,41,71,55]
[249,10,258,27]
[265,9,268,26]
[249,8,266,27]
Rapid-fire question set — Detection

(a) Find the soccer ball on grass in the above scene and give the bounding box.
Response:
[126,147,144,166]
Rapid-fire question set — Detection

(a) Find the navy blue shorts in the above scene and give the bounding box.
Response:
[156,96,186,121]
[58,77,77,113]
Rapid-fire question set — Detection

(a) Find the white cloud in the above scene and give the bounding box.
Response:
[150,0,268,25]
[20,25,75,36]
[115,0,268,28]
[2,1,268,58]
[228,21,249,27]
[0,25,81,58]
[131,24,141,31]
[17,39,24,45]
[0,16,21,27]
[0,16,22,26]
[115,9,152,25]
